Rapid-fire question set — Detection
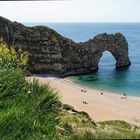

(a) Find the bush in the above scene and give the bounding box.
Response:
[0,38,28,70]
[63,104,74,111]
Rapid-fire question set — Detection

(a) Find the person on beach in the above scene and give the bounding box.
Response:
[83,101,88,104]
[121,93,127,99]
[123,93,126,96]
[123,93,127,99]
[101,92,103,95]
[81,89,87,93]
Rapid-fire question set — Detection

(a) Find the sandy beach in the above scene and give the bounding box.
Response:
[28,75,140,126]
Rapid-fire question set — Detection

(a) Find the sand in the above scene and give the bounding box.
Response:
[28,75,140,126]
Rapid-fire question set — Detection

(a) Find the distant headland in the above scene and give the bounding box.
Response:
[0,16,131,77]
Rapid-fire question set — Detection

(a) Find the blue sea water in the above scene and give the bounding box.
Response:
[24,23,140,96]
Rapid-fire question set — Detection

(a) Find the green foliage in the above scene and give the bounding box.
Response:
[0,74,60,139]
[0,38,28,70]
[67,120,140,140]
[99,120,132,130]
[63,123,73,135]
[0,41,60,140]
[63,104,74,111]
[70,129,140,139]
[69,131,95,140]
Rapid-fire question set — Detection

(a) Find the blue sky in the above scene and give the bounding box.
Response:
[0,0,140,23]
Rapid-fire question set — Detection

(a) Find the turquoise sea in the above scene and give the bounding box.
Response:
[25,23,140,96]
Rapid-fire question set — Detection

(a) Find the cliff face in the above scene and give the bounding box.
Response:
[0,16,131,77]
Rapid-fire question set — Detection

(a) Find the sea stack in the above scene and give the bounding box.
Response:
[0,16,131,77]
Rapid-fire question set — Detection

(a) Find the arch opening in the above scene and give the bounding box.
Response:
[98,51,116,71]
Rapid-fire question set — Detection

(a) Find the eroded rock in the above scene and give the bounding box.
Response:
[0,16,131,77]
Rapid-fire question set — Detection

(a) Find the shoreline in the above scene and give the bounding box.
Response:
[28,75,140,126]
[64,77,140,98]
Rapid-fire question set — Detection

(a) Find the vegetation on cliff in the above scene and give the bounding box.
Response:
[0,40,139,139]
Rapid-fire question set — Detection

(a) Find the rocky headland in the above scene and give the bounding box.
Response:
[0,16,131,77]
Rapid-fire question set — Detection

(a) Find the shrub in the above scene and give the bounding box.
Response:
[63,104,74,111]
[0,38,28,70]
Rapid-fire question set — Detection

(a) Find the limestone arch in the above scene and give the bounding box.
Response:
[84,33,131,70]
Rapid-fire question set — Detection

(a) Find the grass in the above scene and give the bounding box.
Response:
[69,129,140,139]
[67,122,140,140]
[56,105,140,140]
[0,70,60,140]
[99,120,132,130]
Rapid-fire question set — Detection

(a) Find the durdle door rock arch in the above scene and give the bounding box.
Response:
[0,16,131,77]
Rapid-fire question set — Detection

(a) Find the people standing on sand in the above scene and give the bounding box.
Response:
[123,93,127,99]
[121,93,127,99]
[123,93,126,96]
[83,101,88,104]
[101,92,103,95]
[81,89,87,93]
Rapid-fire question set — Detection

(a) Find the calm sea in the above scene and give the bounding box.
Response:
[24,23,140,96]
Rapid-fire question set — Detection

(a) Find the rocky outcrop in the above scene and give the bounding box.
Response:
[0,16,131,77]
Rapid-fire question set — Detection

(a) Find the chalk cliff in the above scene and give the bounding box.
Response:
[0,16,131,77]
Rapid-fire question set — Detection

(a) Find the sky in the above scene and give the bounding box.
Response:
[0,0,140,23]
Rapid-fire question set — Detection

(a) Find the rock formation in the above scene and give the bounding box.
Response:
[0,16,131,77]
